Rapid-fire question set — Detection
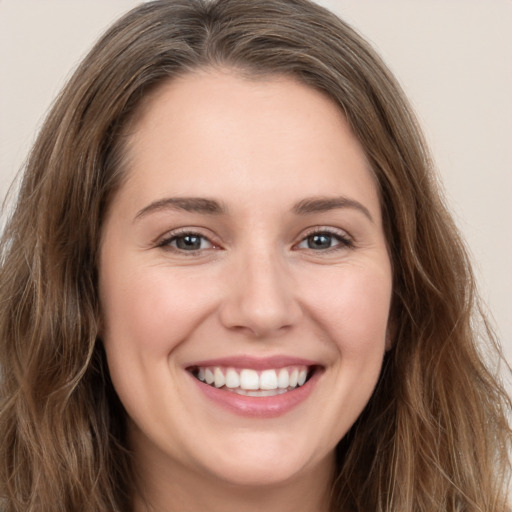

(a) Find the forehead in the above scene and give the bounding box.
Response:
[116,69,380,220]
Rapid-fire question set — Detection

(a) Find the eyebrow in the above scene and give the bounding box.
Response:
[134,197,226,221]
[292,196,374,222]
[134,195,373,223]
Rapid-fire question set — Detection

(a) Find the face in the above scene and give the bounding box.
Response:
[99,70,392,492]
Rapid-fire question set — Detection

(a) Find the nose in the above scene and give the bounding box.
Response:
[218,250,302,338]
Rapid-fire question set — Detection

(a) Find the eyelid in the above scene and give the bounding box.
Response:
[294,226,354,250]
[155,227,222,252]
[152,225,354,253]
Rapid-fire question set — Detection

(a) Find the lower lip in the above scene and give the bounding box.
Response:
[189,370,320,418]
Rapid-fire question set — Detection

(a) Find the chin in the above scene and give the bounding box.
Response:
[190,430,332,489]
[204,456,314,488]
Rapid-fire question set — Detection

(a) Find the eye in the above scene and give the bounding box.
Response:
[296,229,353,251]
[159,231,215,252]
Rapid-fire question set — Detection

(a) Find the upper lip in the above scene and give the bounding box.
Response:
[185,355,320,371]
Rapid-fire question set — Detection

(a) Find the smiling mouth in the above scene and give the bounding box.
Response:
[187,365,317,397]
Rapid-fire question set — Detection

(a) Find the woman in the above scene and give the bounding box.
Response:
[0,1,510,510]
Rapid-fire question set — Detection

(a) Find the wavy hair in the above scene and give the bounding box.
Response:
[0,0,510,510]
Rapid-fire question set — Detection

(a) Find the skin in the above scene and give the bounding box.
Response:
[99,69,393,512]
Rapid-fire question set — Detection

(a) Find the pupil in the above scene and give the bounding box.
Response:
[177,235,201,250]
[308,234,331,249]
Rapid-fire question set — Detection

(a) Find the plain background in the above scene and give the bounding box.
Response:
[0,1,511,389]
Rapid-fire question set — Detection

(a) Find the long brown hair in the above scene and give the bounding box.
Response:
[1,1,510,510]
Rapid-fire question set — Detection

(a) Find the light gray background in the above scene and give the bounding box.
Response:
[1,1,511,385]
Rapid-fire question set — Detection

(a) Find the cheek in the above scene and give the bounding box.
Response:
[99,262,218,358]
[302,263,392,356]
[98,262,220,423]
[295,262,392,443]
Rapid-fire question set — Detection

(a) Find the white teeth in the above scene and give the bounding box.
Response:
[259,369,278,390]
[232,388,288,397]
[225,368,240,388]
[240,369,259,390]
[193,365,313,394]
[277,368,289,389]
[214,367,225,388]
[289,368,298,387]
[205,368,214,385]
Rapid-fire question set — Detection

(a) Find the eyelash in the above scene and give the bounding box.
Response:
[157,229,216,253]
[296,227,354,252]
[156,227,354,254]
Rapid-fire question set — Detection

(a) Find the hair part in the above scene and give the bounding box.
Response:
[1,1,510,510]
